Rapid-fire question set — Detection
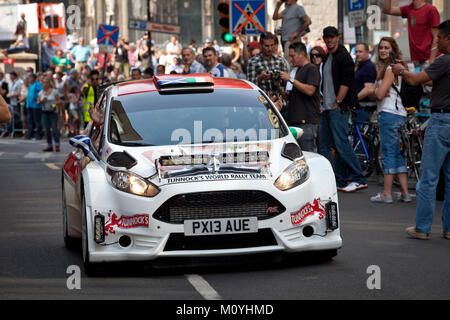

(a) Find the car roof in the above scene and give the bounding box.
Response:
[116,74,255,97]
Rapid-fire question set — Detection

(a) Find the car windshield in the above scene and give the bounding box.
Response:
[108,89,288,146]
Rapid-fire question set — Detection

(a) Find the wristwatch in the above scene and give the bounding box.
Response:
[289,77,295,84]
[335,99,342,105]
[399,68,406,76]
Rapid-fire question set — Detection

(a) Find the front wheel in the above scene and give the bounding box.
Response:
[81,194,99,276]
[62,181,79,250]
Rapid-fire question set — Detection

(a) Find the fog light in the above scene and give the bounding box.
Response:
[326,202,339,230]
[302,226,314,238]
[94,215,105,243]
[119,235,132,248]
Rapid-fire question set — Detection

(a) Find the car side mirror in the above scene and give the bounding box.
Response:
[289,127,304,140]
[69,135,96,161]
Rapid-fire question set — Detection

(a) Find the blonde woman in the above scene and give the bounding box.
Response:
[367,37,412,203]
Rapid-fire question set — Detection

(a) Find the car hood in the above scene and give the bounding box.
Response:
[103,139,299,183]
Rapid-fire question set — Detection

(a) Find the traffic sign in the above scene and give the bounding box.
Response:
[230,0,266,36]
[348,10,366,28]
[97,24,120,47]
[348,0,365,12]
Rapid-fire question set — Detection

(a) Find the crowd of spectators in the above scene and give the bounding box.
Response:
[0,1,448,239]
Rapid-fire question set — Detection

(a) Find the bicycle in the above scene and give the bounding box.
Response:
[398,107,424,188]
[349,107,383,181]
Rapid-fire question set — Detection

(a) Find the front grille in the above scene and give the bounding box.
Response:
[153,190,285,224]
[163,229,277,251]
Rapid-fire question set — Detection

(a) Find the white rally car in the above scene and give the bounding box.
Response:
[62,74,342,274]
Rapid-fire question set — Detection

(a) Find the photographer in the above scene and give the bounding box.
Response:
[280,41,320,152]
[247,32,289,98]
[273,0,311,59]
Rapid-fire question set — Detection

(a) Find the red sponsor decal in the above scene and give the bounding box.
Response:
[290,199,326,226]
[104,213,149,236]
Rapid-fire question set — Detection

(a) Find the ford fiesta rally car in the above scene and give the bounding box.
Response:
[61,74,342,274]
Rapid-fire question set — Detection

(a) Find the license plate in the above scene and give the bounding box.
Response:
[184,217,258,237]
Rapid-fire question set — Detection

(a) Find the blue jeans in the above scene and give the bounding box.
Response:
[319,109,366,188]
[6,46,28,54]
[42,111,60,147]
[378,112,408,175]
[415,113,450,234]
[297,124,319,153]
[26,108,43,139]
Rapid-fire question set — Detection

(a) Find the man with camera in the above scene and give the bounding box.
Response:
[273,0,311,60]
[247,32,289,100]
[279,42,320,152]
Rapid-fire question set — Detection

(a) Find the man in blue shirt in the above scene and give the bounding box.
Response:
[26,74,43,140]
[355,43,377,121]
[69,37,94,72]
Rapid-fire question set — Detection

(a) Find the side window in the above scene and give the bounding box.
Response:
[90,92,108,154]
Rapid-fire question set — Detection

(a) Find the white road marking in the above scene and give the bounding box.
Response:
[0,152,4,157]
[185,274,222,300]
[24,152,51,161]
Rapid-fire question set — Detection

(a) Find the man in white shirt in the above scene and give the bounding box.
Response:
[7,71,23,109]
[166,36,182,68]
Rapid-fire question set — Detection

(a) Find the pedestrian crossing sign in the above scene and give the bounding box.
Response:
[230,0,266,36]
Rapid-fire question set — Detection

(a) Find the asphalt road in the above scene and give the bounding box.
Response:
[1,137,449,303]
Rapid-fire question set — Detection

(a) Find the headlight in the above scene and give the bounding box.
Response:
[111,171,160,197]
[274,158,309,191]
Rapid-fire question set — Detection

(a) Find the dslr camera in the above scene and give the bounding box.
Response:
[268,70,281,81]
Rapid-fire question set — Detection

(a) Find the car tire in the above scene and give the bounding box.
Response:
[315,249,338,261]
[62,181,79,250]
[81,193,99,276]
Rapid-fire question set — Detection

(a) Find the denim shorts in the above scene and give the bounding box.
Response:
[379,112,408,175]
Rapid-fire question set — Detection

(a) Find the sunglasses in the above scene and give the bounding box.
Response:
[311,54,322,58]
[92,78,99,81]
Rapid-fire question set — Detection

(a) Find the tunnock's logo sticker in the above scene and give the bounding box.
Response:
[290,199,326,226]
[104,213,149,236]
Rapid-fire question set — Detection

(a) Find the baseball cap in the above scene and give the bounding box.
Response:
[204,37,213,43]
[323,26,339,38]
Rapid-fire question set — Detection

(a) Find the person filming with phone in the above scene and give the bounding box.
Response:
[366,37,412,204]
[390,20,450,241]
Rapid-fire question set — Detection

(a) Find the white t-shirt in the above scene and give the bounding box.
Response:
[38,88,58,113]
[377,67,406,117]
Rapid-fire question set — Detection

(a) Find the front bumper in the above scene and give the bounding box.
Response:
[84,177,342,263]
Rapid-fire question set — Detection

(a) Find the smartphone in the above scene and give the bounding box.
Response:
[389,52,396,64]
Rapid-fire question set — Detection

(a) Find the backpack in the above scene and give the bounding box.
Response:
[392,80,423,109]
